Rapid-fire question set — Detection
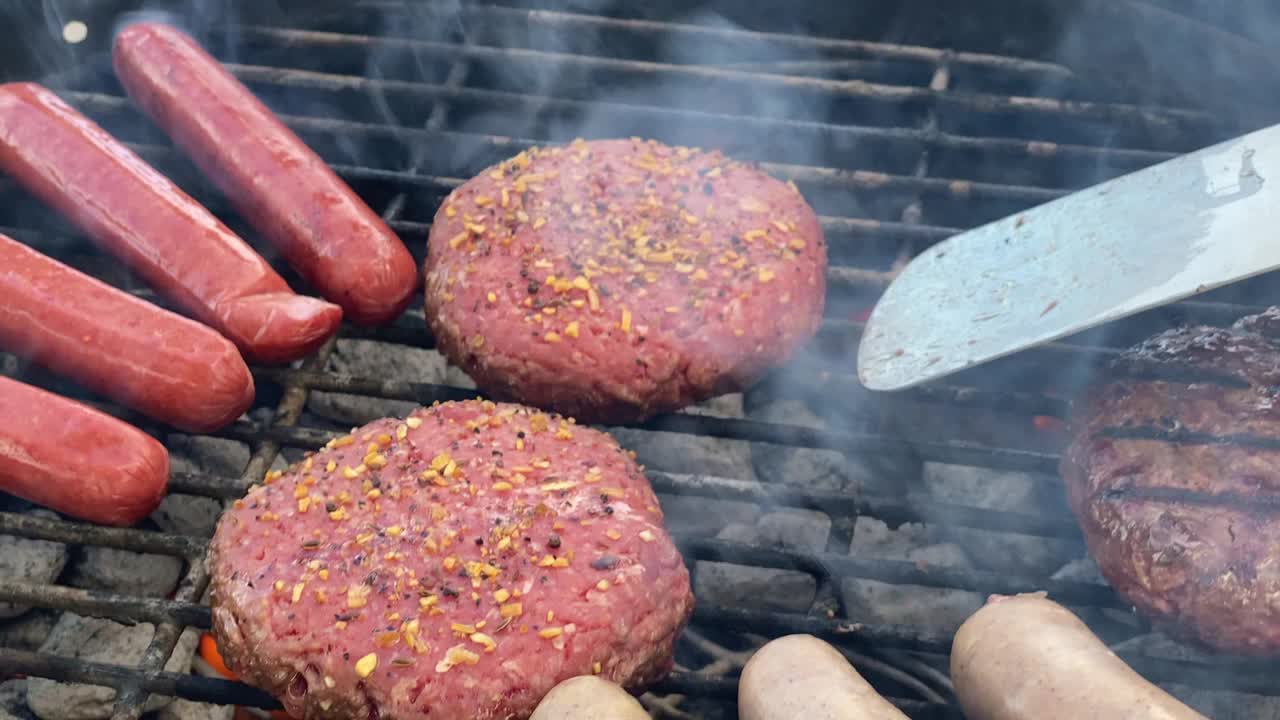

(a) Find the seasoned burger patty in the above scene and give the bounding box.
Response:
[209,400,693,719]
[1061,307,1280,655]
[425,138,827,424]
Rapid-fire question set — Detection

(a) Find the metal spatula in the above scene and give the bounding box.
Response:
[856,122,1280,392]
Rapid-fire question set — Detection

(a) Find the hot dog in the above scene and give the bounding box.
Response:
[112,22,419,326]
[0,82,342,364]
[529,676,649,720]
[0,375,168,526]
[738,635,908,720]
[951,593,1207,720]
[0,233,253,433]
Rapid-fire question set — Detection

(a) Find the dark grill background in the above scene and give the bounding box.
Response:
[1,1,1280,719]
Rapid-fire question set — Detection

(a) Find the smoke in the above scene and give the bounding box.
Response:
[359,0,469,174]
[1,0,1274,710]
[16,0,1274,391]
[348,2,839,184]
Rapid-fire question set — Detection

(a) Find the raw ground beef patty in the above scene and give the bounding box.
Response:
[424,138,827,424]
[1061,308,1280,655]
[209,399,693,720]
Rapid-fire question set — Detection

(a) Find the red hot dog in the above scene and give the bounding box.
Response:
[0,233,254,433]
[112,22,420,326]
[0,375,169,526]
[0,82,342,364]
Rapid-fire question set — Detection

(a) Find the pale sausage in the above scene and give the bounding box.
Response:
[739,634,908,720]
[951,593,1207,720]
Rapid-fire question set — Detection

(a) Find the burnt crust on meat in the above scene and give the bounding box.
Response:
[1062,309,1280,655]
[208,400,693,720]
[424,138,827,425]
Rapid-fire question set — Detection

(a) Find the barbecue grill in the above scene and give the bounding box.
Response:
[2,1,1279,718]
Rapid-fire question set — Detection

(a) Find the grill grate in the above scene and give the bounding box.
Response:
[2,2,1280,719]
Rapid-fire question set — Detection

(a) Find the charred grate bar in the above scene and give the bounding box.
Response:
[231,24,1216,130]
[3,2,1280,718]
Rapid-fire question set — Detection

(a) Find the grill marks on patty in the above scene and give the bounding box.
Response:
[1062,310,1280,655]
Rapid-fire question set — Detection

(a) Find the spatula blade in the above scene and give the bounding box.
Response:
[857,122,1280,392]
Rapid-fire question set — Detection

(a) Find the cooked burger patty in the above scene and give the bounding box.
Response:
[424,138,827,424]
[1061,308,1280,655]
[209,400,693,719]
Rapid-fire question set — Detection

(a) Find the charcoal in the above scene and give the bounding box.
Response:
[63,548,182,598]
[149,495,222,538]
[697,560,816,613]
[156,699,234,720]
[1105,634,1280,717]
[842,516,982,632]
[308,340,475,425]
[0,610,57,651]
[610,395,755,481]
[755,509,831,551]
[657,494,760,538]
[850,517,935,555]
[943,525,1077,577]
[922,462,1057,515]
[153,435,253,537]
[840,578,983,632]
[694,510,829,613]
[1160,685,1280,720]
[746,398,913,494]
[26,615,198,720]
[0,679,34,720]
[0,353,20,378]
[847,516,972,571]
[0,510,68,619]
[1051,557,1107,585]
[167,436,250,478]
[1112,631,1219,662]
[922,462,1077,576]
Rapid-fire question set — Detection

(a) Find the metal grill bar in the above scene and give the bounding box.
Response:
[0,649,282,709]
[457,4,1074,79]
[167,472,254,500]
[692,605,1280,697]
[214,412,1062,475]
[220,371,1064,474]
[644,473,1082,539]
[182,65,1176,184]
[49,87,1250,308]
[678,537,1116,608]
[0,4,1269,718]
[77,194,410,717]
[67,60,1180,175]
[0,583,208,628]
[7,546,1274,699]
[234,25,1216,130]
[0,512,204,557]
[0,645,956,718]
[9,523,1115,642]
[102,295,341,718]
[7,602,1280,710]
[4,111,966,254]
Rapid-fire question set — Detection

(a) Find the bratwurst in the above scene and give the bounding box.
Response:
[529,676,648,720]
[738,634,907,720]
[951,593,1205,720]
